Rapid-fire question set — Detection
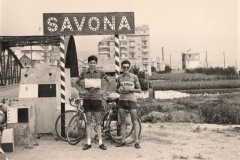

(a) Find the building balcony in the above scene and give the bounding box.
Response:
[99,51,109,54]
[120,53,127,59]
[120,44,127,48]
[129,50,135,54]
[143,61,149,64]
[129,39,135,42]
[99,45,110,48]
[142,55,149,59]
[142,49,148,52]
[142,38,147,42]
[120,50,127,54]
[129,45,135,48]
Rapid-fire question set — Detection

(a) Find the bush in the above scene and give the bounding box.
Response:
[199,99,240,124]
[185,66,239,79]
[138,94,240,124]
[151,66,156,72]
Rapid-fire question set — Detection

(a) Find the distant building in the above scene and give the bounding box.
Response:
[151,57,165,71]
[12,45,60,68]
[19,52,45,68]
[77,59,88,73]
[182,52,200,69]
[98,25,151,75]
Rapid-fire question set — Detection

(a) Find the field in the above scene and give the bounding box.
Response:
[150,72,240,91]
[150,72,239,81]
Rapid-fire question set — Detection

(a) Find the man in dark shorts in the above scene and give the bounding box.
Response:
[116,60,141,149]
[75,55,110,150]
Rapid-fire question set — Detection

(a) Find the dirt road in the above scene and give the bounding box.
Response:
[6,122,240,160]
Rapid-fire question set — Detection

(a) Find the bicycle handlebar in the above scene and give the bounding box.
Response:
[1,98,18,104]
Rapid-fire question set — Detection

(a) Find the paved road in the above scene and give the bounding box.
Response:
[0,84,20,99]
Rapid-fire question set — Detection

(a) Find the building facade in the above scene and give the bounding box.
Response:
[182,52,200,69]
[98,25,151,75]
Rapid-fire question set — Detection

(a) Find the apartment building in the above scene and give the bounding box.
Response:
[98,25,151,75]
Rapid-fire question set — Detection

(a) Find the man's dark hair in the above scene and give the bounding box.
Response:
[121,60,131,66]
[88,55,98,63]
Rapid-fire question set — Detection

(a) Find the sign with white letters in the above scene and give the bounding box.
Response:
[43,12,135,35]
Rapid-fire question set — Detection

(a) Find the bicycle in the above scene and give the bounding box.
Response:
[105,98,142,144]
[66,96,110,145]
[66,92,142,145]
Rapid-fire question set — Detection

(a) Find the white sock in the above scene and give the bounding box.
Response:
[87,138,91,145]
[99,139,103,145]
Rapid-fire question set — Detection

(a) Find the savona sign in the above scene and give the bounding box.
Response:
[43,12,135,35]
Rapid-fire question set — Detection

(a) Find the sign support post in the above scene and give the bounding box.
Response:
[60,36,66,137]
[114,34,120,82]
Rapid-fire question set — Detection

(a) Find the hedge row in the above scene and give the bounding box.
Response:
[152,80,240,90]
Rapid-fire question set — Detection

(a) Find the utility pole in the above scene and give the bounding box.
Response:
[162,47,164,62]
[170,54,171,68]
[223,52,225,69]
[31,45,33,68]
[204,51,208,68]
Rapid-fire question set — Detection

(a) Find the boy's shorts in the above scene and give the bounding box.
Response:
[117,100,138,110]
[83,100,103,112]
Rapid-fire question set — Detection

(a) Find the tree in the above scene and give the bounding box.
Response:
[130,66,150,91]
[151,66,156,72]
[165,65,172,73]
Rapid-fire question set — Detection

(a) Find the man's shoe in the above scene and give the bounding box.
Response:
[83,144,91,150]
[135,143,141,149]
[99,144,107,150]
[116,142,126,147]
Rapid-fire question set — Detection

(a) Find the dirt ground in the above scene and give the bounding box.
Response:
[5,122,240,160]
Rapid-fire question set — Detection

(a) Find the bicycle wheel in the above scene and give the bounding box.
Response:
[107,113,142,144]
[67,113,86,145]
[55,110,76,141]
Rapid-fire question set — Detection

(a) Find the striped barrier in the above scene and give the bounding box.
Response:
[60,36,66,137]
[115,34,120,82]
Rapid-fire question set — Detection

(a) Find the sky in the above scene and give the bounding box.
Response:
[1,0,239,69]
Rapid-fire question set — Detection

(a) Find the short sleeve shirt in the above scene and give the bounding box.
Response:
[77,68,108,100]
[117,73,140,102]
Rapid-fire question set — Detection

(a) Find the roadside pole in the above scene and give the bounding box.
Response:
[115,34,120,82]
[60,36,66,138]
